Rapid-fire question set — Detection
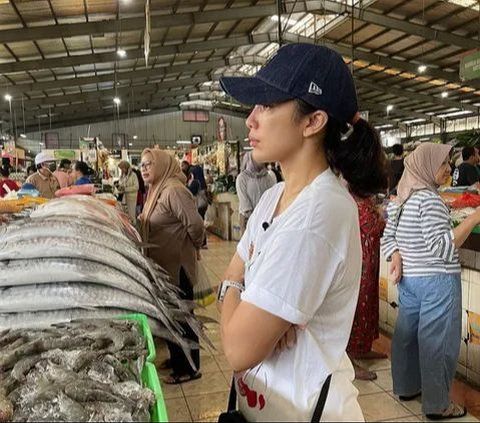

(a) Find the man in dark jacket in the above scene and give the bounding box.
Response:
[388,144,405,194]
[453,147,479,187]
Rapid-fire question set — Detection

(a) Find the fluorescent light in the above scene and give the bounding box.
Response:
[270,15,298,25]
[140,108,150,112]
[20,134,27,138]
[128,143,133,147]
[418,65,427,73]
[441,91,449,98]
[133,135,138,140]
[243,146,253,151]
[386,105,394,112]
[113,97,121,105]
[117,49,127,58]
[176,140,191,145]
[4,94,11,102]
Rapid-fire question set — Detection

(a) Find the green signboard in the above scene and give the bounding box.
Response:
[53,149,76,160]
[460,50,480,82]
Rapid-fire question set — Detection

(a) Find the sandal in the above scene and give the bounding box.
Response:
[426,402,467,421]
[158,359,172,370]
[399,392,421,402]
[162,372,202,385]
[354,365,377,381]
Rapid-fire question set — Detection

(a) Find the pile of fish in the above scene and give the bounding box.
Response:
[0,196,212,364]
[0,319,156,422]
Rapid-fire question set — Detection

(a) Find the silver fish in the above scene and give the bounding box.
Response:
[0,259,152,302]
[0,237,184,338]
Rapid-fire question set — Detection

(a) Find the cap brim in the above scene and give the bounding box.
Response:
[220,76,294,106]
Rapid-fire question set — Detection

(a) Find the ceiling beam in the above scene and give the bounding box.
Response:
[318,0,478,50]
[282,33,479,89]
[0,4,287,44]
[354,79,479,114]
[4,56,266,96]
[19,75,212,108]
[360,100,442,125]
[0,33,278,75]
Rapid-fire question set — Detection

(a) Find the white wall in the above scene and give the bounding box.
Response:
[26,110,249,151]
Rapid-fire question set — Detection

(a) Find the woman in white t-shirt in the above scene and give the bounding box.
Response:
[217,43,388,422]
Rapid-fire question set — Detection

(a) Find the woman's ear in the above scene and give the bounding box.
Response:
[303,111,328,138]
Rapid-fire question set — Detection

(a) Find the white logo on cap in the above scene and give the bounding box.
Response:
[308,82,322,96]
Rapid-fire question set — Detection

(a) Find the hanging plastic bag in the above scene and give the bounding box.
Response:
[205,204,216,228]
[194,260,216,307]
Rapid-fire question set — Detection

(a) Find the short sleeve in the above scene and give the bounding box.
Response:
[241,230,343,325]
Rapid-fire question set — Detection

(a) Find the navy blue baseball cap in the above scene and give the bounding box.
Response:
[220,43,360,125]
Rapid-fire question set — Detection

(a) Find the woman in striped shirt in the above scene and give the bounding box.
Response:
[381,142,480,420]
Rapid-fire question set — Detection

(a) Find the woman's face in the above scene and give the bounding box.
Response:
[435,156,451,186]
[245,101,305,164]
[141,152,155,184]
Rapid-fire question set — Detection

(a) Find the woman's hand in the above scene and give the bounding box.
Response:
[390,251,402,285]
[275,325,298,353]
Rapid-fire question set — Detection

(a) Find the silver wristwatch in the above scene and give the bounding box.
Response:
[217,280,245,303]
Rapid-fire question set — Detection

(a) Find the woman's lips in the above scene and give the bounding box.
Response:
[249,138,259,147]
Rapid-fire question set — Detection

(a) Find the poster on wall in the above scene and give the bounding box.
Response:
[468,310,480,345]
[44,132,60,149]
[217,116,226,142]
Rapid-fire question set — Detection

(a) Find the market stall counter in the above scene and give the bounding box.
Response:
[207,192,241,241]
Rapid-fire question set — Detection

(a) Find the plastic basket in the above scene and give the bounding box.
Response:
[116,313,168,422]
[142,362,169,423]
[116,313,156,362]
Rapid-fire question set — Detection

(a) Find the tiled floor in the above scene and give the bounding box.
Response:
[156,235,480,422]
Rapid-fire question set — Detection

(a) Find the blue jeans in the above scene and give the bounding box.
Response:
[391,273,462,415]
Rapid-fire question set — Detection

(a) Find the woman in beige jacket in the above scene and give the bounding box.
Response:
[140,148,205,384]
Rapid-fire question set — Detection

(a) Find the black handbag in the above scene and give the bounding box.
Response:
[218,374,332,423]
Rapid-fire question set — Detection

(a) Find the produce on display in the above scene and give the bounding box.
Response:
[0,319,156,422]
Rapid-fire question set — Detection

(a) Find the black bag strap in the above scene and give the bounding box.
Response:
[311,374,332,423]
[226,374,332,422]
[227,377,237,412]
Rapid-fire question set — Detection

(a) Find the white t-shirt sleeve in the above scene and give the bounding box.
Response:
[241,229,343,325]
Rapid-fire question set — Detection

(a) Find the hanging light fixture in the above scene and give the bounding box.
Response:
[418,65,427,73]
[113,97,121,105]
[117,49,127,58]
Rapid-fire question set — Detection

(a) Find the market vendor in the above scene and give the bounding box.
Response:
[53,159,74,188]
[73,161,93,185]
[0,168,19,198]
[25,153,60,199]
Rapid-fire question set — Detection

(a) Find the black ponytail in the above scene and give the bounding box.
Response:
[325,118,388,197]
[294,99,388,198]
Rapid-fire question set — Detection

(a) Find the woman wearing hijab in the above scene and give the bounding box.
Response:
[117,160,139,224]
[236,151,276,234]
[381,142,480,420]
[139,149,205,385]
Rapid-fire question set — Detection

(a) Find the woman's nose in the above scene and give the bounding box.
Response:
[246,106,258,130]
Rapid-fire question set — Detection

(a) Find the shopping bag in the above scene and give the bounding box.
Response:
[194,260,216,307]
[205,204,216,228]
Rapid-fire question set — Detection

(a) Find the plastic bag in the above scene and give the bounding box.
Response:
[194,260,216,307]
[204,204,216,228]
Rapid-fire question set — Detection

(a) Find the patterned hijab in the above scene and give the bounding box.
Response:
[396,142,452,205]
[140,148,187,242]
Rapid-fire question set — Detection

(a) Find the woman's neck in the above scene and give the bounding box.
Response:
[273,145,329,217]
[280,147,329,197]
